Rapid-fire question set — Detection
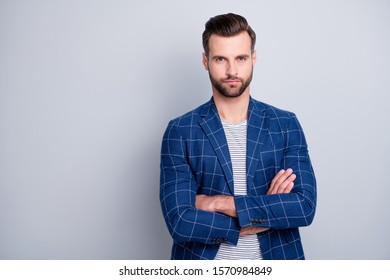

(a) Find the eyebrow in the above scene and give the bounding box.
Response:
[237,54,251,59]
[211,54,251,60]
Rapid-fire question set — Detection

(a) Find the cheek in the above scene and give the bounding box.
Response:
[240,65,253,78]
[209,65,225,78]
[240,63,253,72]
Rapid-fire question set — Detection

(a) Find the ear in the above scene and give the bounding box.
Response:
[202,53,209,70]
[252,50,257,65]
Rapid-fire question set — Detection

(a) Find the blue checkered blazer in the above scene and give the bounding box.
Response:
[160,97,316,260]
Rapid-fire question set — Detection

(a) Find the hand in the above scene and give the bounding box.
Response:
[195,194,217,212]
[195,194,237,218]
[239,226,269,236]
[267,168,296,195]
[240,170,295,236]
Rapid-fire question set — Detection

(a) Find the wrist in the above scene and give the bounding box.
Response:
[216,195,237,217]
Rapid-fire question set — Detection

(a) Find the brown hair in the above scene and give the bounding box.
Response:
[202,13,256,56]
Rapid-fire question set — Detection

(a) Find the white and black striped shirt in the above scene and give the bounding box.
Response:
[214,119,263,260]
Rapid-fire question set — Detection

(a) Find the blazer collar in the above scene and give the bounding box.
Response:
[246,98,269,190]
[198,98,234,194]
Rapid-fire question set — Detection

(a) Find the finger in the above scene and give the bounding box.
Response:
[240,226,270,237]
[270,170,296,194]
[268,169,285,194]
[283,181,294,194]
[275,173,296,194]
[268,169,293,194]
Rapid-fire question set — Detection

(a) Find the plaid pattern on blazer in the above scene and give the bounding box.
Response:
[160,97,316,260]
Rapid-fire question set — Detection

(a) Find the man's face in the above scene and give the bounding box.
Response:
[203,31,256,99]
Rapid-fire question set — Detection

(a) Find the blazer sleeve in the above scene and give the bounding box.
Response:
[234,113,317,229]
[160,121,240,245]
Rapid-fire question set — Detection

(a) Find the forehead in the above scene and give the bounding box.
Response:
[208,31,252,56]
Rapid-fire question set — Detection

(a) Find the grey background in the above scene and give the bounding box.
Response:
[1,0,389,260]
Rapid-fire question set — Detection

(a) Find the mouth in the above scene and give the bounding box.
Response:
[224,79,241,85]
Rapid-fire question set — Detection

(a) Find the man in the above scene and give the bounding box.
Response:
[160,13,316,260]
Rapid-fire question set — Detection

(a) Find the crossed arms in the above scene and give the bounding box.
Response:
[195,168,296,236]
[160,115,316,246]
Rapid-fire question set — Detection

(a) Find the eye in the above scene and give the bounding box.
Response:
[215,57,225,63]
[237,56,247,62]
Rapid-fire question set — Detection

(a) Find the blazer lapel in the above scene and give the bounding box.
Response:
[246,98,269,191]
[198,99,234,194]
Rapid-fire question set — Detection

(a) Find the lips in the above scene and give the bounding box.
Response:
[224,80,241,85]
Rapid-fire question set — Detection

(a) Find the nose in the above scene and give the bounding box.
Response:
[226,61,238,77]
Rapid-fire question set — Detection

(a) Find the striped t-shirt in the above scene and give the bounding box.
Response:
[214,119,263,260]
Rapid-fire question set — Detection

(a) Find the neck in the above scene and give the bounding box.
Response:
[212,90,250,124]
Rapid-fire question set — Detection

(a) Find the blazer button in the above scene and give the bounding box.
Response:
[212,238,225,243]
[251,218,267,225]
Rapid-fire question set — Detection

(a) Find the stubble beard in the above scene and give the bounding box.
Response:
[208,68,253,99]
